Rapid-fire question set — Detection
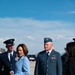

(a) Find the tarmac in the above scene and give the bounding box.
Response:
[30,61,35,75]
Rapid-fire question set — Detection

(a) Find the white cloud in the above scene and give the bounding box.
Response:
[68,11,75,14]
[27,36,36,40]
[0,17,71,29]
[0,17,75,54]
[0,38,4,41]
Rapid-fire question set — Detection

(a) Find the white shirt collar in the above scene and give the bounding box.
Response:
[46,49,52,55]
[8,51,13,61]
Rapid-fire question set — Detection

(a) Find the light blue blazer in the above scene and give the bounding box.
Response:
[14,55,30,75]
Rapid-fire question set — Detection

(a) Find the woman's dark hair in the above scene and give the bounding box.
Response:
[16,43,28,56]
[66,42,75,59]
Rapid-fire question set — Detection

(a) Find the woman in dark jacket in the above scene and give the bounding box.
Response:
[66,42,75,75]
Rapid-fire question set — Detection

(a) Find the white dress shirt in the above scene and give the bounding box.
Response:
[46,49,52,56]
[8,51,13,61]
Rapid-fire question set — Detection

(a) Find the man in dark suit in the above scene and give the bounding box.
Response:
[34,38,62,75]
[0,39,16,75]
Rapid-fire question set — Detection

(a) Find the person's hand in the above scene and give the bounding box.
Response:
[10,70,14,75]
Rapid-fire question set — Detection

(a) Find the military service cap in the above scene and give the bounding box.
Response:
[3,39,15,46]
[44,38,52,43]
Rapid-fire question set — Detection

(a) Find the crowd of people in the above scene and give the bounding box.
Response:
[0,37,75,75]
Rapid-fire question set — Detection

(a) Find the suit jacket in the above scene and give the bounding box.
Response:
[0,54,3,75]
[34,50,62,75]
[0,51,16,75]
[61,53,68,75]
[66,59,75,75]
[14,55,30,75]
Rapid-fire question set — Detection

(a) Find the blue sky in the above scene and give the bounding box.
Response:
[0,0,75,54]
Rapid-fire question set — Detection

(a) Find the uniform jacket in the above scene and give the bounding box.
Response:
[0,51,16,75]
[34,50,62,75]
[0,54,3,75]
[14,55,30,75]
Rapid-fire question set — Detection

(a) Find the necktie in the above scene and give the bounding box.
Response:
[47,52,49,57]
[10,53,13,62]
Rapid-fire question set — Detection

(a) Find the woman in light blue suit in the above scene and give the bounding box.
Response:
[10,43,30,75]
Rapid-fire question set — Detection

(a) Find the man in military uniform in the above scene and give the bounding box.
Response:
[34,37,62,75]
[0,39,16,75]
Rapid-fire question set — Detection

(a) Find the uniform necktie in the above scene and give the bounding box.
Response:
[47,52,49,57]
[10,53,13,62]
